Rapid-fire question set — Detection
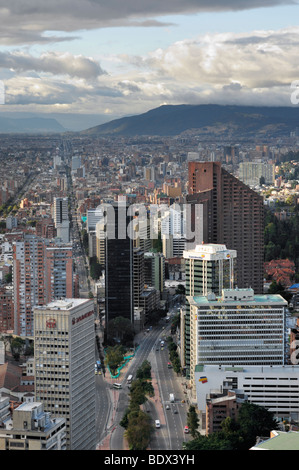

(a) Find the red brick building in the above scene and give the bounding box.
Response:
[187,161,264,293]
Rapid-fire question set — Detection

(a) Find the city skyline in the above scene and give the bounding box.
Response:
[0,1,299,123]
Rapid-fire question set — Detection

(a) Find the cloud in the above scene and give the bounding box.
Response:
[0,0,297,45]
[2,25,299,115]
[0,51,105,79]
[128,27,299,89]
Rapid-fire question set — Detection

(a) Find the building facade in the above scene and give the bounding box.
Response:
[105,202,134,334]
[182,243,237,378]
[34,299,96,450]
[195,364,299,425]
[187,161,264,294]
[188,288,287,399]
[0,401,66,450]
[13,235,73,337]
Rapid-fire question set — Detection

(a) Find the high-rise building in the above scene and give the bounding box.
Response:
[86,206,104,233]
[238,161,275,187]
[104,202,134,335]
[161,204,186,259]
[53,197,69,243]
[13,235,46,337]
[44,243,73,303]
[96,221,106,267]
[53,197,68,226]
[34,299,95,450]
[133,248,145,310]
[71,155,81,172]
[188,288,287,399]
[13,235,73,337]
[187,161,264,294]
[144,251,165,295]
[182,244,237,378]
[0,286,14,332]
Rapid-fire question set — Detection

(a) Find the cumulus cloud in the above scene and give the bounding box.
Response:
[0,0,297,44]
[2,25,299,115]
[128,27,299,89]
[0,51,105,79]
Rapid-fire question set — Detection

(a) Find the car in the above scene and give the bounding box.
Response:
[184,426,189,434]
[173,409,178,414]
[166,405,170,410]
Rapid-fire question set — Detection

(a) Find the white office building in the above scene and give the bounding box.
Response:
[188,288,288,399]
[195,364,299,424]
[53,198,69,243]
[87,206,104,233]
[161,204,186,258]
[34,299,96,450]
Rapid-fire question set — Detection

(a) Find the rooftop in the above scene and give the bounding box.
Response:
[188,289,287,306]
[36,298,91,311]
[183,243,237,261]
[252,431,299,450]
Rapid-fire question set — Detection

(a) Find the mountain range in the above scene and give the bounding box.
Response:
[0,115,66,133]
[1,104,299,137]
[80,104,299,139]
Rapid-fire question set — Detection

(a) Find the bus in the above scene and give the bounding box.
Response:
[113,383,122,389]
[127,375,133,384]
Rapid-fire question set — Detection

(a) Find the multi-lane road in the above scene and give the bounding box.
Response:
[95,323,191,450]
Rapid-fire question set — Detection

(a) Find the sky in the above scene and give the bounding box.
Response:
[1,0,299,124]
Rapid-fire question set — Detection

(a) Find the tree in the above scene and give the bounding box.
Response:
[125,409,153,450]
[237,402,278,448]
[10,337,25,361]
[175,284,185,295]
[136,360,152,380]
[107,316,135,345]
[186,406,200,437]
[89,256,102,280]
[104,345,125,376]
[184,401,277,450]
[184,432,234,450]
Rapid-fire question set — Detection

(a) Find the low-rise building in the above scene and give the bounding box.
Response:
[0,401,66,450]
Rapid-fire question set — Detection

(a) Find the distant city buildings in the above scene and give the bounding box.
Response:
[238,161,275,187]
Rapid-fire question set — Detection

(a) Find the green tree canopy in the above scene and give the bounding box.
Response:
[104,345,125,376]
[125,409,153,450]
[186,405,200,438]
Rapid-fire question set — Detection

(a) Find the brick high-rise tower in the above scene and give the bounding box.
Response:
[187,161,264,294]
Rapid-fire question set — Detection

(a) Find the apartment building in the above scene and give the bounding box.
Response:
[187,161,264,294]
[13,235,73,337]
